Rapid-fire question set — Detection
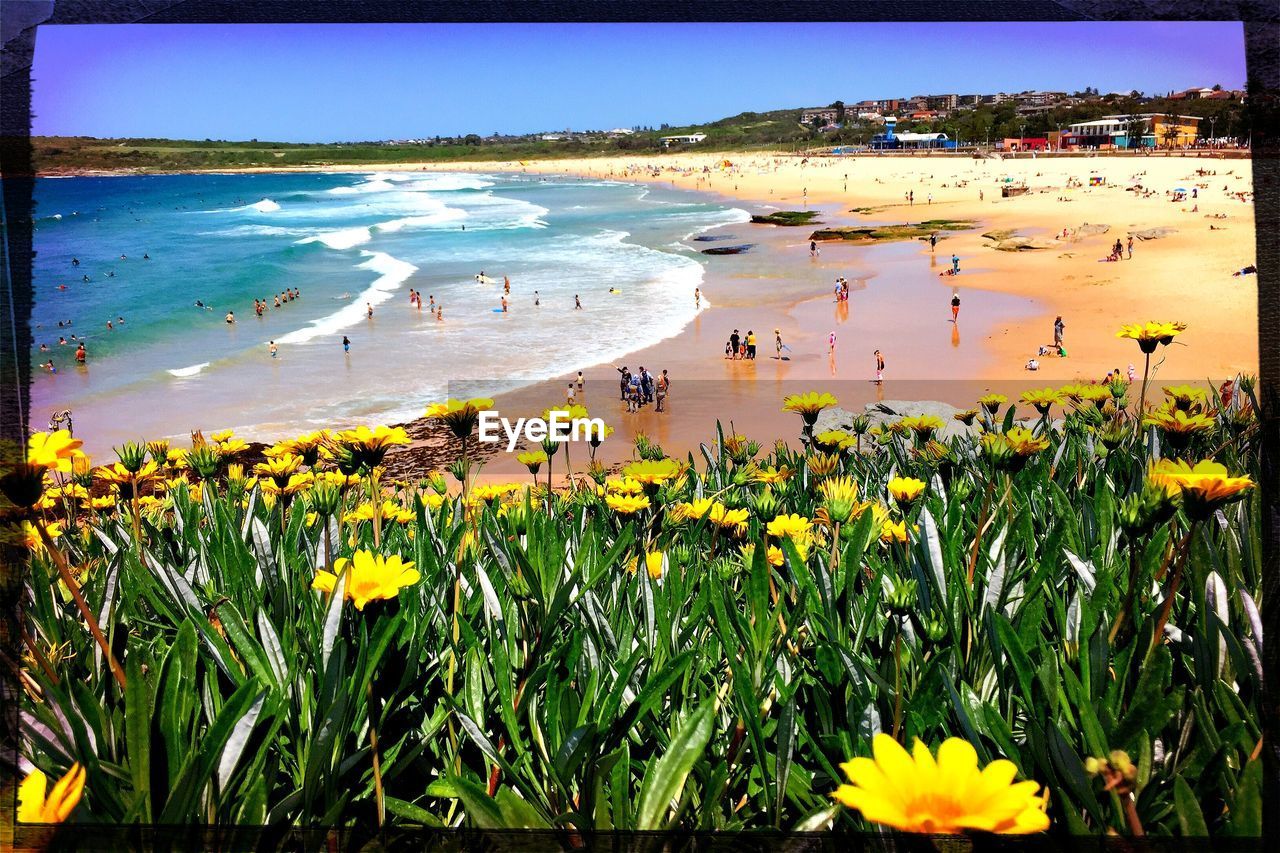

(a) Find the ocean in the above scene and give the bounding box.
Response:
[29,171,748,454]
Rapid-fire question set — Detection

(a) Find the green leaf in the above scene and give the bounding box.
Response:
[1173,775,1209,836]
[635,700,716,830]
[1225,759,1261,837]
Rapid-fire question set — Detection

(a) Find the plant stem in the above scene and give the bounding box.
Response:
[1149,522,1198,656]
[1136,350,1151,437]
[35,519,127,690]
[367,679,385,828]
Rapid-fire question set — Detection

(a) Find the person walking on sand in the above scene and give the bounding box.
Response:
[746,330,757,359]
[809,240,817,257]
[655,369,670,412]
[694,287,700,307]
[951,292,961,322]
[930,233,938,251]
[566,383,576,405]
[1053,315,1065,347]
[874,349,885,384]
[501,296,508,313]
[775,329,784,359]
[576,371,585,396]
[828,331,837,355]
[951,254,960,275]
[1126,235,1134,259]
[269,340,277,358]
[730,329,741,360]
[575,294,582,310]
[367,303,374,319]
[342,336,351,353]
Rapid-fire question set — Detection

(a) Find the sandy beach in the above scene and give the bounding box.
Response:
[384,151,1256,474]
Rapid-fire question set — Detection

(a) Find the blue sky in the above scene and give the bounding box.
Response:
[33,22,1246,142]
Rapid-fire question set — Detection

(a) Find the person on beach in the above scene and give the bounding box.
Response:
[656,369,670,412]
[428,295,435,312]
[874,350,885,384]
[501,296,508,313]
[342,336,351,353]
[269,341,278,358]
[224,312,234,324]
[725,340,734,358]
[694,287,701,307]
[575,295,583,310]
[930,233,938,251]
[1126,236,1134,259]
[504,276,511,295]
[775,329,784,358]
[979,189,984,201]
[75,343,86,364]
[367,303,374,319]
[274,295,281,308]
[566,383,576,404]
[1127,363,1137,382]
[576,371,585,396]
[437,306,443,321]
[828,331,837,354]
[641,367,655,403]
[747,330,757,359]
[42,360,56,374]
[730,330,741,360]
[809,240,817,257]
[616,366,630,400]
[1053,316,1065,347]
[951,292,961,322]
[534,290,540,306]
[909,191,914,205]
[951,254,960,275]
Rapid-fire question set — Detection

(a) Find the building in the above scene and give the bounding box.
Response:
[998,137,1049,152]
[870,119,954,150]
[659,133,707,147]
[801,107,841,126]
[1066,114,1200,149]
[926,94,959,111]
[1016,91,1066,107]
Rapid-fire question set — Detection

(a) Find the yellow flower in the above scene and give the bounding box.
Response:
[818,475,860,524]
[1144,408,1215,438]
[17,763,86,823]
[1117,320,1186,352]
[47,483,89,502]
[1147,459,1253,517]
[977,394,1007,414]
[627,550,668,580]
[419,492,446,511]
[209,429,236,443]
[1057,384,1087,403]
[335,425,412,469]
[312,550,419,610]
[26,430,85,472]
[347,499,413,525]
[742,543,787,567]
[1162,385,1207,410]
[89,495,117,511]
[216,438,248,457]
[669,497,717,523]
[425,399,494,441]
[319,470,363,489]
[516,450,548,473]
[806,452,841,477]
[708,503,749,533]
[897,415,946,439]
[887,476,926,504]
[19,519,62,553]
[880,519,914,543]
[833,734,1050,834]
[783,391,839,424]
[954,409,979,425]
[766,512,814,544]
[604,477,645,495]
[1020,388,1062,414]
[254,454,303,487]
[95,461,158,485]
[605,493,650,514]
[469,482,523,505]
[753,465,793,484]
[813,430,853,452]
[621,458,683,487]
[1003,427,1051,457]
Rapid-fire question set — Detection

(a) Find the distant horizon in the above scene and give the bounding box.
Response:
[33,22,1246,143]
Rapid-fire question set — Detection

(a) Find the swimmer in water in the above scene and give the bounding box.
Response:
[225,311,235,324]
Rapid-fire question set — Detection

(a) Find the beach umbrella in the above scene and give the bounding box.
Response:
[1174,187,1187,193]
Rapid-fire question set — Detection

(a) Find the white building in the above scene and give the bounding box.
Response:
[659,133,707,147]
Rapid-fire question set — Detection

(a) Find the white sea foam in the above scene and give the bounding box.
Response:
[240,199,280,213]
[168,362,210,378]
[275,251,417,345]
[295,225,374,251]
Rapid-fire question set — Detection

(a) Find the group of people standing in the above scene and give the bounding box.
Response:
[725,328,758,360]
[254,288,300,317]
[615,365,671,413]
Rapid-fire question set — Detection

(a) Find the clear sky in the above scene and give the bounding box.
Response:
[32,22,1246,142]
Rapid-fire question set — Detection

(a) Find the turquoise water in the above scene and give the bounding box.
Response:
[30,172,747,453]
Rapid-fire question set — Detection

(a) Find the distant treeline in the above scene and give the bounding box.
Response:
[28,95,1252,173]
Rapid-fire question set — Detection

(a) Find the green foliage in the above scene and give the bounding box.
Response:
[16,386,1263,835]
